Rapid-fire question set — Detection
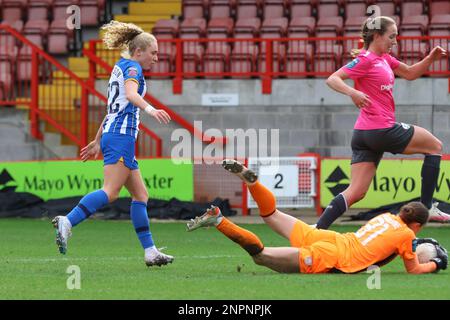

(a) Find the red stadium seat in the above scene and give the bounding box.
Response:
[260,17,288,57]
[344,16,367,32]
[261,17,288,35]
[429,14,450,32]
[317,1,341,19]
[1,0,24,23]
[399,29,428,63]
[207,17,234,38]
[209,0,233,19]
[290,0,314,18]
[375,2,397,17]
[400,15,429,34]
[180,18,207,37]
[342,30,360,62]
[285,31,313,78]
[79,0,100,26]
[24,19,50,34]
[344,1,366,18]
[400,1,423,18]
[203,42,231,77]
[0,20,23,48]
[234,17,261,37]
[314,40,343,76]
[151,33,177,79]
[285,54,312,78]
[429,1,450,18]
[150,36,174,79]
[0,57,14,99]
[182,41,204,77]
[28,0,51,20]
[235,0,260,20]
[230,40,258,78]
[17,46,32,81]
[263,0,286,19]
[183,0,206,19]
[316,16,343,36]
[48,19,74,54]
[152,19,180,37]
[53,0,80,20]
[288,16,316,35]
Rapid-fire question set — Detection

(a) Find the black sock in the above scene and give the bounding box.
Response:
[421,154,441,209]
[316,193,348,229]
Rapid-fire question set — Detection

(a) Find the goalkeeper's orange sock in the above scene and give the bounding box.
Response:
[216,218,264,256]
[248,182,276,217]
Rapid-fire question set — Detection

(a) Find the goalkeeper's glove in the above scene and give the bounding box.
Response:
[416,238,440,246]
[431,244,448,272]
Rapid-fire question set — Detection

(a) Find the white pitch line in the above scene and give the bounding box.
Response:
[0,255,240,264]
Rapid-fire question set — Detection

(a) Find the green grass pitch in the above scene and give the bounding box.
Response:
[0,218,449,300]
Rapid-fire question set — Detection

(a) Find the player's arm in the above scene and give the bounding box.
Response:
[94,115,107,143]
[394,46,447,80]
[124,80,171,124]
[403,255,437,274]
[326,69,371,109]
[80,115,106,162]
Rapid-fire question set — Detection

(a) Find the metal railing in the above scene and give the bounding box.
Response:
[0,24,162,158]
[89,35,450,94]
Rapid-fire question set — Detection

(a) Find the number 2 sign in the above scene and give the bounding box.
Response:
[259,165,299,197]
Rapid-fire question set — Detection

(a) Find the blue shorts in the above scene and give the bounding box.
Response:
[101,133,139,170]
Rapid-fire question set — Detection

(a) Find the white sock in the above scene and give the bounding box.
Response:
[214,216,223,226]
[144,246,157,255]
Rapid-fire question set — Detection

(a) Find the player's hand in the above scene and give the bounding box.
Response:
[416,238,440,246]
[149,109,171,124]
[431,244,448,272]
[80,140,100,162]
[350,89,371,109]
[428,46,447,62]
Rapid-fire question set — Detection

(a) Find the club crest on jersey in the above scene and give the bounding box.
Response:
[346,58,360,69]
[128,67,138,77]
[304,256,313,266]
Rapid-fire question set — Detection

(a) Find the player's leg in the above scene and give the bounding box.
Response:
[316,161,376,229]
[252,247,300,273]
[124,169,173,266]
[52,161,129,254]
[222,159,299,240]
[401,125,449,222]
[187,206,299,273]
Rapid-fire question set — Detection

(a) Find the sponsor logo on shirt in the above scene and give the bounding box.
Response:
[346,58,360,69]
[128,67,138,77]
[380,84,393,91]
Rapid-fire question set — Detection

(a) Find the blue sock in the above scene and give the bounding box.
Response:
[67,190,109,227]
[131,201,154,249]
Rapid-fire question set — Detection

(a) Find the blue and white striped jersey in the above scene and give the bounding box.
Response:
[102,58,147,139]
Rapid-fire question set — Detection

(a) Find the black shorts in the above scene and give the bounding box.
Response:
[351,122,415,166]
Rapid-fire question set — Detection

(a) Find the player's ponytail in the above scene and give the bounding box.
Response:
[399,202,429,226]
[101,20,156,59]
[351,16,397,58]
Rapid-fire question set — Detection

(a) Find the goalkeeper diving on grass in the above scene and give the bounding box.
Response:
[187,160,448,274]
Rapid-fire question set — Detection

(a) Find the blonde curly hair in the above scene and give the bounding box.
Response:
[101,20,157,59]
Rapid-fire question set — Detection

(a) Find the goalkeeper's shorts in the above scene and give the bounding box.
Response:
[289,220,339,273]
